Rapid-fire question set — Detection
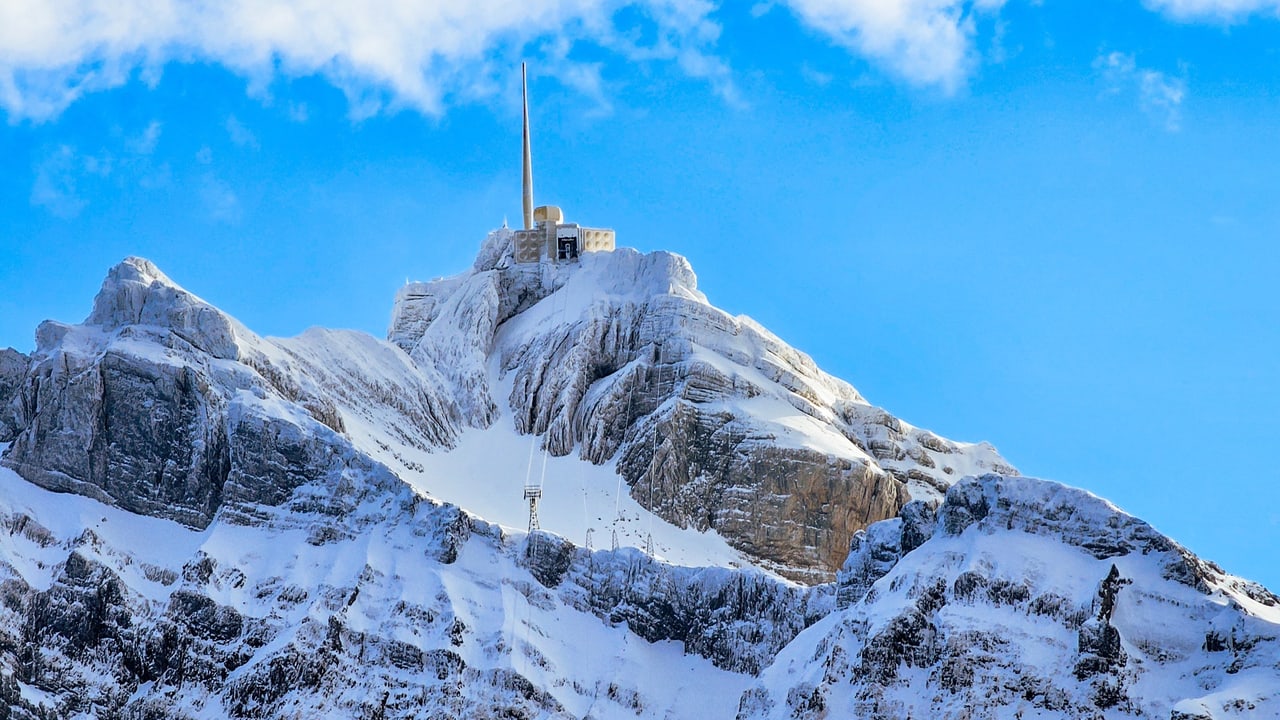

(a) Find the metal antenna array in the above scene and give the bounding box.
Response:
[521,62,534,230]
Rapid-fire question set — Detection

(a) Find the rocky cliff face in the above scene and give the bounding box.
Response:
[0,456,818,719]
[1,258,459,530]
[741,474,1280,719]
[0,347,28,442]
[387,231,1013,581]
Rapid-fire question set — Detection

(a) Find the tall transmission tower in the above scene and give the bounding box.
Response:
[521,62,534,230]
[524,484,542,533]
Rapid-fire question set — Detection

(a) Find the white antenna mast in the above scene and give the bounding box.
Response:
[522,62,534,231]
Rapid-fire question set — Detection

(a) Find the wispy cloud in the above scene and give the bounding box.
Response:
[801,63,834,86]
[1096,51,1187,131]
[128,121,163,155]
[225,115,258,149]
[30,145,89,218]
[1145,0,1280,21]
[775,0,1007,92]
[29,120,169,216]
[199,174,240,223]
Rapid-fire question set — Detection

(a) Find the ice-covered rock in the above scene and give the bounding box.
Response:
[0,244,1274,719]
[0,347,28,442]
[88,256,242,360]
[1,259,461,529]
[387,233,1013,581]
[0,450,800,719]
[741,474,1280,719]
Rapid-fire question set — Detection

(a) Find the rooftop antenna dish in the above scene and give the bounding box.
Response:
[521,62,534,231]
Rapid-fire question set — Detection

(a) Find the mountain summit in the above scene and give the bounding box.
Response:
[384,229,1013,581]
[0,237,1274,719]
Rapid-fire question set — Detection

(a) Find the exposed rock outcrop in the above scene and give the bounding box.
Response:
[1,258,459,529]
[388,234,1013,580]
[741,474,1280,719]
[521,532,832,675]
[0,347,28,442]
[0,254,831,717]
[4,324,235,527]
[0,458,813,719]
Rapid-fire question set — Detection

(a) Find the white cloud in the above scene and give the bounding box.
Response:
[225,115,259,148]
[7,0,1276,123]
[1096,51,1187,130]
[128,121,163,155]
[0,0,729,121]
[200,174,241,223]
[0,0,1023,120]
[1144,0,1280,21]
[801,64,835,86]
[29,121,171,216]
[777,0,1006,91]
[30,145,88,217]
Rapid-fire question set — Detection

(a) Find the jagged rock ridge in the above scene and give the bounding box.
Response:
[741,475,1280,719]
[2,258,458,530]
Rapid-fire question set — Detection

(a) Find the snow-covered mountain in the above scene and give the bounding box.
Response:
[0,235,1274,719]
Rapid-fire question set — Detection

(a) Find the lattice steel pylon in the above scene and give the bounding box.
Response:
[524,484,543,533]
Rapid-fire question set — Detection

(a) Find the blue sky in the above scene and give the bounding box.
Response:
[2,0,1279,589]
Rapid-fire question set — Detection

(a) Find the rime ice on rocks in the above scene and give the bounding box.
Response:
[387,237,1012,582]
[0,248,1275,719]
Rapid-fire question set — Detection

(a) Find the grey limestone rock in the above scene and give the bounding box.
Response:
[388,239,1009,581]
[0,347,29,442]
[1,258,446,530]
[88,257,241,361]
[3,336,232,527]
[517,533,833,675]
[742,474,1280,719]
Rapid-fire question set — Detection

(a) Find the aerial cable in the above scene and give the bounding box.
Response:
[527,274,569,543]
[614,365,637,525]
[536,276,569,489]
[646,347,663,556]
[581,478,591,546]
[523,431,538,494]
